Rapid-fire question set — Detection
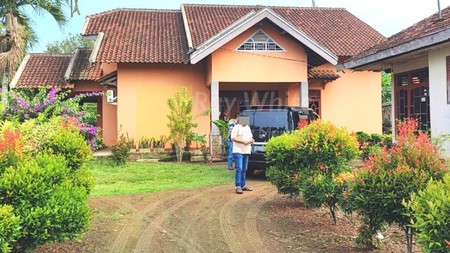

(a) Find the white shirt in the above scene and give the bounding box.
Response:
[231,124,253,154]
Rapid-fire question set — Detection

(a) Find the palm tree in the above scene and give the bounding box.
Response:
[0,0,79,103]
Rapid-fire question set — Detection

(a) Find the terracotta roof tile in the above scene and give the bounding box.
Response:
[355,6,450,58]
[308,67,340,80]
[68,48,102,80]
[183,4,385,57]
[83,9,189,63]
[15,54,72,88]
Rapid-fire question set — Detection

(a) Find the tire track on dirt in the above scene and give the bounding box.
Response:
[133,187,217,253]
[244,188,277,253]
[219,187,268,253]
[109,194,181,253]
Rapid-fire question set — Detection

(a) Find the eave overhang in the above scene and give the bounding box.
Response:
[342,27,450,71]
[188,7,338,65]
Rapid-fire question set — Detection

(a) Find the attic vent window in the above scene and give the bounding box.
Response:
[237,30,284,51]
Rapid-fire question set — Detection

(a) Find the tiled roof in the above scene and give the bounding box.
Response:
[83,9,189,63]
[308,67,340,80]
[15,54,72,88]
[68,48,102,80]
[353,6,450,59]
[183,4,385,57]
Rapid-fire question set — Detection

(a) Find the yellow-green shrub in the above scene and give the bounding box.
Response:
[406,174,450,253]
[0,205,20,253]
[0,153,90,252]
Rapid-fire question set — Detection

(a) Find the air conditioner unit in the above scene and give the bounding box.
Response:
[106,89,117,104]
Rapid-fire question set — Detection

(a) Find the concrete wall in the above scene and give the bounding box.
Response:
[429,45,450,156]
[310,65,382,133]
[116,63,210,147]
[209,21,308,83]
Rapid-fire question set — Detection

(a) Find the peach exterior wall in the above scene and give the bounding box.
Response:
[72,81,118,147]
[209,21,308,83]
[116,63,210,146]
[310,66,382,133]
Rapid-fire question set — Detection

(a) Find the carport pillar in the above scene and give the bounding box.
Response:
[210,81,222,158]
[300,82,309,108]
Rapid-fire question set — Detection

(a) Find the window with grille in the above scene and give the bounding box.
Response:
[237,30,284,51]
[309,90,321,116]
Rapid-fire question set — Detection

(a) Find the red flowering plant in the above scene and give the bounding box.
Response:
[0,127,23,171]
[340,119,447,251]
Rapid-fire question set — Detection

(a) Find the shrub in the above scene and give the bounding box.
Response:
[266,120,358,223]
[111,133,134,165]
[405,174,450,253]
[0,154,90,251]
[342,119,447,251]
[0,153,90,252]
[0,205,20,253]
[0,87,103,151]
[44,127,92,170]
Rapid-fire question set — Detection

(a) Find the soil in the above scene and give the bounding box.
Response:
[34,171,420,253]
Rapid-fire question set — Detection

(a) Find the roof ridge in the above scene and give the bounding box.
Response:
[29,53,72,57]
[87,7,180,18]
[183,3,346,10]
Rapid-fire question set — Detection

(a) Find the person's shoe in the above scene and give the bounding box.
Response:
[242,186,253,191]
[236,188,243,194]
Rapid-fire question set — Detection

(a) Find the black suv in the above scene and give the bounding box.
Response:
[240,105,318,176]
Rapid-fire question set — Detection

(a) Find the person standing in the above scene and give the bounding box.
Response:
[230,115,254,194]
[227,114,238,170]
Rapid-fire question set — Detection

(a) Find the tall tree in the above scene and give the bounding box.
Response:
[45,34,93,54]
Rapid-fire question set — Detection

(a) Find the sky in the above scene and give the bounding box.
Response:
[29,0,450,52]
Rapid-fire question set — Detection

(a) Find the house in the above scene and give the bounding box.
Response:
[343,6,450,156]
[11,4,385,150]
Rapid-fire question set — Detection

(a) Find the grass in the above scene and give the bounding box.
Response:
[87,160,234,196]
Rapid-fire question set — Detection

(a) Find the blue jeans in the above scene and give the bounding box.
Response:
[227,140,234,168]
[233,153,249,188]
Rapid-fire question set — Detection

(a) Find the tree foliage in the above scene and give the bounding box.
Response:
[381,71,392,103]
[167,87,197,163]
[45,34,93,54]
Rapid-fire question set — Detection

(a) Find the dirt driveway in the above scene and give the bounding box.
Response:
[35,175,418,253]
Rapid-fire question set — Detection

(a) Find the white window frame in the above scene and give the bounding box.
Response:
[235,29,286,52]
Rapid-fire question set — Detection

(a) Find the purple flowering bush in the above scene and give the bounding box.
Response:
[0,87,103,151]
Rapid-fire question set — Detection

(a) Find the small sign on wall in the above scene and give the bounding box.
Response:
[106,89,117,104]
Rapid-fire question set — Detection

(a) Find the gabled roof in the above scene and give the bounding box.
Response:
[82,9,189,64]
[344,6,450,70]
[82,4,384,64]
[183,4,385,58]
[10,49,101,89]
[10,54,72,88]
[185,7,338,65]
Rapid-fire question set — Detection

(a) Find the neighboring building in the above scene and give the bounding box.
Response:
[344,6,450,156]
[11,4,385,149]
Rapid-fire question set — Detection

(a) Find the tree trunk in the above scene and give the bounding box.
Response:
[405,226,414,253]
[175,143,183,163]
[329,205,337,225]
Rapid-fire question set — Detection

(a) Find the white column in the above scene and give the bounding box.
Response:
[210,81,220,134]
[300,82,309,107]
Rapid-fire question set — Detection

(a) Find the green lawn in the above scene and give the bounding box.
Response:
[88,160,234,196]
